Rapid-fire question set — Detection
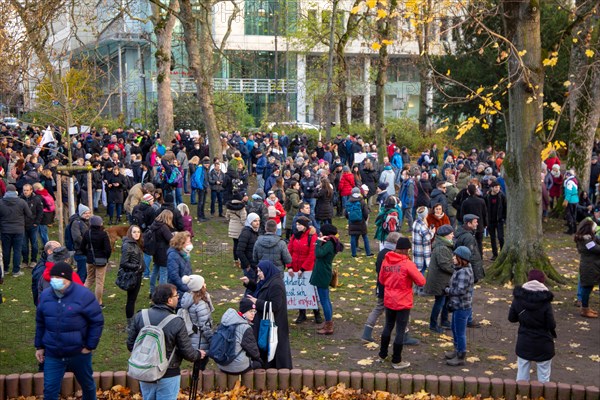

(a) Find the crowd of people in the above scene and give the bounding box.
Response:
[0,121,598,399]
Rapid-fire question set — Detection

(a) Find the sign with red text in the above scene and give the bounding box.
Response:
[284,271,319,310]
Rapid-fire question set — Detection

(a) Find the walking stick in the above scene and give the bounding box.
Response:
[189,357,200,400]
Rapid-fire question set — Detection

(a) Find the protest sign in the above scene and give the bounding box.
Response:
[284,271,319,310]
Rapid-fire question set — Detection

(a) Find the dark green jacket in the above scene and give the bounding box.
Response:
[424,236,455,296]
[310,239,335,288]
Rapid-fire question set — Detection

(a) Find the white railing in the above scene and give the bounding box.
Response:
[164,77,297,94]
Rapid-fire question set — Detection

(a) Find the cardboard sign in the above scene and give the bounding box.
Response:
[80,125,90,133]
[284,271,319,310]
[68,126,78,135]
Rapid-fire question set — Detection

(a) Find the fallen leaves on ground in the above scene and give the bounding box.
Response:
[590,354,600,362]
[466,356,480,363]
[487,355,506,361]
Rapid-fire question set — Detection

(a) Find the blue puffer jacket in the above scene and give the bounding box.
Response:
[35,283,104,357]
[167,247,192,297]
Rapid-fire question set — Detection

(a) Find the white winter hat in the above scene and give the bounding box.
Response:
[182,275,205,292]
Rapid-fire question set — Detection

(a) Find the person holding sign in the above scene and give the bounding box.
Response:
[287,216,321,324]
[242,260,292,369]
[309,224,343,335]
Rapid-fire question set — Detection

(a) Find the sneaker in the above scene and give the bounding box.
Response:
[30,262,37,268]
[143,276,149,280]
[429,326,444,334]
[392,361,411,370]
[374,357,386,364]
[12,271,25,277]
[467,320,481,328]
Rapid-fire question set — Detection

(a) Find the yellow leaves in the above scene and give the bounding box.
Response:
[569,342,581,348]
[526,97,534,104]
[541,141,566,160]
[435,126,449,134]
[564,80,572,88]
[376,9,388,20]
[543,51,559,67]
[499,50,509,60]
[481,122,489,130]
[350,5,361,14]
[371,42,382,51]
[518,49,527,57]
[364,342,379,350]
[480,319,491,326]
[585,49,595,58]
[366,0,377,8]
[446,69,451,76]
[573,38,578,43]
[590,355,600,362]
[357,358,374,366]
[466,356,480,363]
[487,355,507,361]
[381,39,393,46]
[550,102,562,114]
[475,86,485,95]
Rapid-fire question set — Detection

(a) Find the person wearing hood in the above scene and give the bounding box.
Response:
[35,262,104,400]
[253,220,292,272]
[508,270,556,382]
[236,213,261,281]
[310,224,343,335]
[33,182,56,246]
[37,245,83,302]
[547,164,563,209]
[424,225,455,333]
[264,190,286,236]
[246,189,269,234]
[377,238,426,369]
[337,165,355,210]
[226,191,247,268]
[444,246,474,366]
[215,298,263,374]
[563,170,580,234]
[379,162,396,197]
[243,260,293,369]
[81,216,112,307]
[167,232,194,302]
[346,187,373,257]
[118,225,145,333]
[32,241,61,306]
[0,183,33,277]
[180,274,214,371]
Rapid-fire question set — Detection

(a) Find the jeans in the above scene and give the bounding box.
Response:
[143,253,152,278]
[341,195,349,211]
[44,352,96,400]
[175,187,183,206]
[211,190,224,215]
[196,189,207,219]
[85,264,107,305]
[581,285,594,307]
[379,308,410,363]
[149,265,167,296]
[365,297,385,327]
[430,295,449,329]
[107,202,123,220]
[93,190,101,210]
[517,357,552,382]
[401,207,414,231]
[317,287,333,321]
[257,175,265,191]
[74,254,88,283]
[140,375,180,400]
[183,169,189,193]
[2,232,24,274]
[39,225,49,246]
[22,226,40,264]
[307,198,316,219]
[488,223,505,257]
[350,234,372,257]
[451,308,470,353]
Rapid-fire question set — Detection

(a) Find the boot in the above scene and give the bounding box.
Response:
[581,307,599,318]
[564,222,575,234]
[444,350,457,359]
[314,309,324,324]
[317,321,334,335]
[361,325,375,342]
[446,351,466,366]
[403,332,420,346]
[125,317,134,334]
[295,309,307,324]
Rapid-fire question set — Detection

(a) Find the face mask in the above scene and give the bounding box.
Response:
[184,244,194,253]
[50,278,66,291]
[431,173,436,177]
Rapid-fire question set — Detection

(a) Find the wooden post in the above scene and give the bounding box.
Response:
[57,176,64,244]
[87,172,93,214]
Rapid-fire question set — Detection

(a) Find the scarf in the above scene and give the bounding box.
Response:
[322,235,344,254]
[254,260,279,295]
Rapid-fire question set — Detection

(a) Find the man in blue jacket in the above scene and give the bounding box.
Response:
[35,262,104,400]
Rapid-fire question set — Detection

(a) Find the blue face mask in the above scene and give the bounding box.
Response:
[50,278,66,291]
[432,173,437,177]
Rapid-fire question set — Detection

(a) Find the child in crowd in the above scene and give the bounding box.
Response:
[180,274,214,370]
[178,203,194,238]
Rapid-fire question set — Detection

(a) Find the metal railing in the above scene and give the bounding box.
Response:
[166,77,298,94]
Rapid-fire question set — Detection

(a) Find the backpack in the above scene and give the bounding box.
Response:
[383,210,399,233]
[417,154,426,166]
[142,225,158,256]
[65,220,84,251]
[127,310,178,382]
[191,167,204,190]
[167,167,182,187]
[153,166,166,187]
[208,323,244,366]
[346,200,363,223]
[131,206,147,230]
[177,307,196,336]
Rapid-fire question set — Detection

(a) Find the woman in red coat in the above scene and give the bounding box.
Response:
[338,166,356,210]
[287,216,321,324]
[264,190,286,235]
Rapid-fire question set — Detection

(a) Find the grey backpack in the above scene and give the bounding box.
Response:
[127,309,178,382]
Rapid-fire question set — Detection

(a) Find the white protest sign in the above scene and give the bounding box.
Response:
[190,130,200,138]
[284,271,319,310]
[80,125,90,133]
[68,126,78,135]
[354,152,367,164]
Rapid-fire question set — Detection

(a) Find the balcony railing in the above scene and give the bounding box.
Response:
[164,77,298,94]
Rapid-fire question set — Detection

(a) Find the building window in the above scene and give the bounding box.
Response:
[245,0,297,36]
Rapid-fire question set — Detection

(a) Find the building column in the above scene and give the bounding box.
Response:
[118,44,124,114]
[363,57,371,125]
[297,54,307,123]
[346,96,352,125]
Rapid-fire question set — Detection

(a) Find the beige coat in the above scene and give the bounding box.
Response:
[226,201,247,239]
[124,183,144,214]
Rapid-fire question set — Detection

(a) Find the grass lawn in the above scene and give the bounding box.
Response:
[0,198,598,387]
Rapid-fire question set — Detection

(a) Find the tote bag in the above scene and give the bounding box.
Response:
[258,302,271,351]
[266,302,278,362]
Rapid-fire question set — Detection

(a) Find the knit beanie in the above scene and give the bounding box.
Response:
[50,262,73,281]
[78,204,90,217]
[296,216,311,230]
[239,298,256,314]
[417,206,428,220]
[527,269,546,284]
[182,275,205,292]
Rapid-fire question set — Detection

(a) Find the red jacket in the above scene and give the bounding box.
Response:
[42,262,84,286]
[338,172,356,197]
[264,199,286,224]
[379,252,426,310]
[287,230,317,272]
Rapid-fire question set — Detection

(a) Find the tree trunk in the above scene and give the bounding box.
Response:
[324,0,339,141]
[179,0,222,161]
[567,1,600,191]
[416,0,431,133]
[487,0,563,284]
[152,0,179,145]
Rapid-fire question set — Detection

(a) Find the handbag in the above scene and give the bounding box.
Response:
[329,268,339,288]
[266,302,278,362]
[258,302,271,351]
[89,231,108,266]
[115,268,138,291]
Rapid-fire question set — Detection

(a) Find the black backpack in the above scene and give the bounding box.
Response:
[143,225,158,256]
[208,323,243,366]
[131,206,147,230]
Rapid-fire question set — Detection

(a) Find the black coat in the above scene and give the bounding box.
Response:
[360,169,380,196]
[80,226,112,265]
[314,186,334,221]
[460,195,488,231]
[416,179,432,208]
[345,197,369,236]
[106,173,127,204]
[149,221,175,267]
[157,203,185,232]
[508,284,556,361]
[576,236,600,287]
[236,226,259,269]
[21,194,44,228]
[485,192,507,224]
[0,195,32,235]
[247,275,293,369]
